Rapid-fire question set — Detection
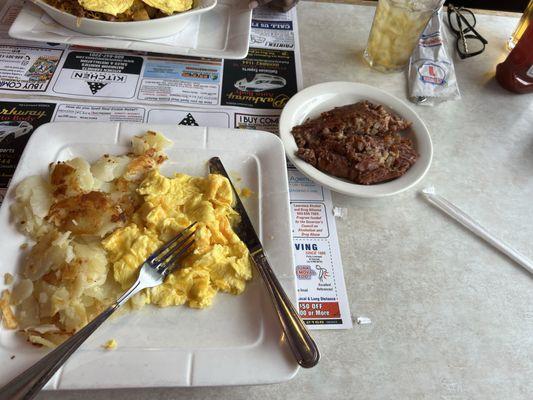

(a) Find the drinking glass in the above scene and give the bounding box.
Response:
[364,0,442,72]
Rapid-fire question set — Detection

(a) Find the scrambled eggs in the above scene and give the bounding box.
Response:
[8,131,252,347]
[78,0,134,16]
[103,170,252,309]
[142,0,192,14]
[45,0,193,20]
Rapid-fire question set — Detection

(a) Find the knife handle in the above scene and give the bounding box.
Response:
[253,251,320,368]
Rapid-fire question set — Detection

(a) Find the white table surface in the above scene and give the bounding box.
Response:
[29,2,533,399]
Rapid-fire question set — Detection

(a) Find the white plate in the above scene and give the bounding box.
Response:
[0,123,298,389]
[279,82,433,198]
[9,0,252,59]
[30,0,217,39]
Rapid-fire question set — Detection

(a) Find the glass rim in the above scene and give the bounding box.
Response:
[383,0,444,13]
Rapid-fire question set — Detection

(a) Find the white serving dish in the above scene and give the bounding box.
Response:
[279,81,433,198]
[0,123,298,390]
[31,0,217,39]
[9,0,252,59]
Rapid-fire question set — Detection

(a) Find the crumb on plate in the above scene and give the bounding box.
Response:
[103,339,117,350]
[3,273,13,285]
[0,290,17,329]
[239,187,253,198]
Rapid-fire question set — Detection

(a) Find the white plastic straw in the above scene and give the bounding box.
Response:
[421,187,533,275]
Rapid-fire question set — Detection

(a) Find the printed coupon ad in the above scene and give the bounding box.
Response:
[289,165,352,329]
[54,104,146,122]
[0,101,55,188]
[138,57,222,105]
[53,51,143,98]
[221,48,297,110]
[0,45,62,92]
[234,112,280,133]
[250,20,295,50]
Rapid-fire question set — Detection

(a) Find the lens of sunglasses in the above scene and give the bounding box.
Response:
[449,8,476,33]
[456,34,485,56]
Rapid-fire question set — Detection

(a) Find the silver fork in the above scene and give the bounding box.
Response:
[0,222,197,400]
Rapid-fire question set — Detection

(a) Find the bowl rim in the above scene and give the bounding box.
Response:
[31,0,216,26]
[279,81,433,198]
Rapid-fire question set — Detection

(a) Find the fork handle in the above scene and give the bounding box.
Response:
[252,251,320,368]
[0,278,146,400]
[0,305,117,400]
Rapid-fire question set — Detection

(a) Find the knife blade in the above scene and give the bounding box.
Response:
[207,157,262,255]
[208,156,320,368]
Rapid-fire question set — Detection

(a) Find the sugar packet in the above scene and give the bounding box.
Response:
[408,9,461,106]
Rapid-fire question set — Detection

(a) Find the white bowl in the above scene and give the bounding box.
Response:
[32,0,217,39]
[279,81,433,198]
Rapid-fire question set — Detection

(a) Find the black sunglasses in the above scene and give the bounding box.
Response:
[447,4,488,59]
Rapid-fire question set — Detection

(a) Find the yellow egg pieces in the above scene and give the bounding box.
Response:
[78,0,135,16]
[142,0,192,14]
[44,0,194,21]
[103,170,252,309]
[77,0,192,17]
[8,131,252,347]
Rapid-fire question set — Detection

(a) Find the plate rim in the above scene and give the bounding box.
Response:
[279,81,434,198]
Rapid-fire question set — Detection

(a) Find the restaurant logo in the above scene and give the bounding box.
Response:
[72,71,127,84]
[418,62,446,85]
[178,113,199,126]
[296,265,317,280]
[0,101,56,188]
[225,91,289,108]
[315,266,330,282]
[86,82,108,95]
[181,71,219,81]
[419,32,442,47]
[0,107,48,120]
[24,56,59,82]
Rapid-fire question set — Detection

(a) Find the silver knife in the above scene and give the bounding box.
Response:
[208,157,319,368]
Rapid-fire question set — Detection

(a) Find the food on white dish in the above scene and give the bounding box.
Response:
[3,273,14,285]
[0,290,18,329]
[43,0,193,21]
[6,131,252,347]
[103,338,118,350]
[291,101,418,185]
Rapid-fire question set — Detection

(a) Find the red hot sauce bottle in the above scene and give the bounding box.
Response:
[496,23,533,94]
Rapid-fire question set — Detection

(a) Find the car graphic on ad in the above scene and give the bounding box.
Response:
[234,73,287,92]
[0,121,33,143]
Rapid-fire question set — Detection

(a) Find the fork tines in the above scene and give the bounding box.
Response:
[148,222,197,275]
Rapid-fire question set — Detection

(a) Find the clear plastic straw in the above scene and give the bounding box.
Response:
[421,187,533,275]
